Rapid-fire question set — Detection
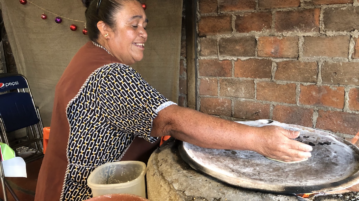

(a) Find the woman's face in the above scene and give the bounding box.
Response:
[107,1,148,65]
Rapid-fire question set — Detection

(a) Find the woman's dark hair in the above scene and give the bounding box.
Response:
[82,0,135,41]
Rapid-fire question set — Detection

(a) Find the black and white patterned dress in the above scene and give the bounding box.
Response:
[60,63,176,200]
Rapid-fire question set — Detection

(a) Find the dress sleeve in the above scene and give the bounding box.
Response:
[98,63,177,142]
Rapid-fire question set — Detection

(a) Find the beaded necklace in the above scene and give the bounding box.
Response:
[92,41,112,56]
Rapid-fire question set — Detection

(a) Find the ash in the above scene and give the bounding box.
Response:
[314,192,359,201]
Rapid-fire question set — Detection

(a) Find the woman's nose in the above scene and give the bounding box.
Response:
[140,28,148,39]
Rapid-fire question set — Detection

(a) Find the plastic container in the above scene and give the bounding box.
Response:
[87,161,147,198]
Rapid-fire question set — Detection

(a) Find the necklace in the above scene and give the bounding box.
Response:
[92,41,112,56]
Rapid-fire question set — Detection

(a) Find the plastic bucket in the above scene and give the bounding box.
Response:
[87,161,146,198]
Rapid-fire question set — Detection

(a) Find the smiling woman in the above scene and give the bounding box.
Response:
[34,0,314,201]
[34,1,172,200]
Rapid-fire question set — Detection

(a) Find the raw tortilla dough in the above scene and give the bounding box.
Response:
[265,157,308,163]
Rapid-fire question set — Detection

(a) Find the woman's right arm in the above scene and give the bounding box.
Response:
[150,105,312,163]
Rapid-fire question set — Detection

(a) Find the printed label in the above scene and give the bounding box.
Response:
[0,81,19,89]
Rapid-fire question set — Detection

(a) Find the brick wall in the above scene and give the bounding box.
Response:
[197,0,359,138]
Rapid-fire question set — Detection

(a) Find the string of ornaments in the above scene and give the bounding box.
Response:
[19,0,147,35]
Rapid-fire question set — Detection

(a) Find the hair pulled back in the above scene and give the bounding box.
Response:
[82,0,138,42]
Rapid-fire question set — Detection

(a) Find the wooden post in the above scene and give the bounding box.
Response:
[185,0,197,110]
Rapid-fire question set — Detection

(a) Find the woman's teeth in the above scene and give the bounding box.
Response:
[135,43,145,47]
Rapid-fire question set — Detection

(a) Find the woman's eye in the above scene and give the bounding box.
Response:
[132,25,138,28]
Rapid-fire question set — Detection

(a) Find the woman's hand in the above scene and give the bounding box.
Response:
[250,126,313,162]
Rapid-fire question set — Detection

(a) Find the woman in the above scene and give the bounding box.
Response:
[35,0,312,200]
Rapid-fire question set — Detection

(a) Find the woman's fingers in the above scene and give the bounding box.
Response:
[280,128,313,152]
[289,139,313,152]
[268,148,312,162]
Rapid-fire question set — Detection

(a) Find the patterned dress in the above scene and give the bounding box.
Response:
[35,42,176,201]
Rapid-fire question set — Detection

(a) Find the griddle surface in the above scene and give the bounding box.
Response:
[180,120,359,193]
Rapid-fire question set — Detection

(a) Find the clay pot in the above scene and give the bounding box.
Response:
[85,194,149,201]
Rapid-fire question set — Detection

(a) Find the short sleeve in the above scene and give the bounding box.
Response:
[98,63,176,142]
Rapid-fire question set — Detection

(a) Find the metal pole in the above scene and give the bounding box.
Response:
[0,119,9,145]
[4,180,19,201]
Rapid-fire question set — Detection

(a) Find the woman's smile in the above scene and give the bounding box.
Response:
[133,42,145,49]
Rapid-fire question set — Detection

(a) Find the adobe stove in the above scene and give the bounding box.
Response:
[145,119,359,201]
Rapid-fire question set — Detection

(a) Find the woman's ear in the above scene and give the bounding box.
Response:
[97,21,109,38]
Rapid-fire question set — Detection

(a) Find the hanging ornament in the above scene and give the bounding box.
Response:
[82,28,88,35]
[141,3,146,10]
[55,17,62,23]
[70,24,77,31]
[19,1,88,36]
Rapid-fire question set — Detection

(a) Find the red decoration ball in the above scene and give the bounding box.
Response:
[141,3,146,10]
[82,29,88,35]
[20,0,27,4]
[70,24,77,31]
[41,14,47,20]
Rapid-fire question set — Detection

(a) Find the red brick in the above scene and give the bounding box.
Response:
[353,37,359,59]
[275,61,318,83]
[199,59,232,77]
[179,77,187,95]
[258,0,300,9]
[220,79,255,98]
[303,36,350,58]
[219,0,256,12]
[349,88,359,111]
[324,7,359,32]
[257,37,299,58]
[312,0,353,5]
[257,82,297,104]
[300,85,345,109]
[234,59,272,79]
[219,37,256,56]
[322,62,359,86]
[235,12,272,33]
[199,0,218,14]
[275,9,320,32]
[199,38,218,56]
[316,110,359,135]
[200,97,232,116]
[199,78,218,96]
[178,95,186,107]
[273,105,313,127]
[234,101,270,120]
[180,59,186,77]
[198,16,232,37]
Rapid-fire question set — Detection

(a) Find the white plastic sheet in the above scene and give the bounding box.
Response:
[2,157,27,178]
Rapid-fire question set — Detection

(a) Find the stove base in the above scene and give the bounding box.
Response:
[146,139,299,201]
